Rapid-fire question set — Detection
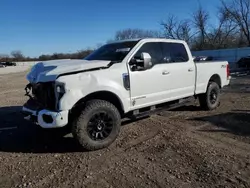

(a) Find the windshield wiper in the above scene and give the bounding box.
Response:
[108,60,122,67]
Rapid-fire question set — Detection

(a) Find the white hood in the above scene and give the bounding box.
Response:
[27,59,111,83]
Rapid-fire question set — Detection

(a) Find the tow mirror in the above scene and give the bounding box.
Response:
[141,52,152,69]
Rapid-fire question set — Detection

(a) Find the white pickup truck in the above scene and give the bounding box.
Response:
[22,38,230,150]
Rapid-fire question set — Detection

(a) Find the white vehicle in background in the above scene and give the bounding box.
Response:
[22,38,231,151]
[0,62,6,68]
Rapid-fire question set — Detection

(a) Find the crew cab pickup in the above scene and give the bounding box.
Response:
[22,38,230,150]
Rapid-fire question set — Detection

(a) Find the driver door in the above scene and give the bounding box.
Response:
[128,42,170,110]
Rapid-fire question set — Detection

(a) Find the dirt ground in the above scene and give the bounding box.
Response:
[1,72,250,188]
[0,66,30,75]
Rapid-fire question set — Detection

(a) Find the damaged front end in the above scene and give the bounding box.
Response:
[24,82,57,111]
[22,82,69,128]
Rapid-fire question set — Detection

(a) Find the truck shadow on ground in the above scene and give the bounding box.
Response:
[224,83,250,94]
[170,105,201,111]
[0,106,140,154]
[0,106,87,153]
[190,111,250,136]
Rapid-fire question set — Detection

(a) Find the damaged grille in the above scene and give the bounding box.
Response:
[26,82,56,110]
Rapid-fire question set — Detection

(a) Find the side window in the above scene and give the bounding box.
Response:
[133,42,163,65]
[162,43,189,63]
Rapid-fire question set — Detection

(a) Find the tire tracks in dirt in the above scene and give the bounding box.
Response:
[35,121,162,187]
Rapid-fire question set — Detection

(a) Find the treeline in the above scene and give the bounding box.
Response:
[37,50,93,61]
[0,49,93,62]
[1,0,250,62]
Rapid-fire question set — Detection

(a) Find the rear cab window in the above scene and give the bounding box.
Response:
[161,42,189,63]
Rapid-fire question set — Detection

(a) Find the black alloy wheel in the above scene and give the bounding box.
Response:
[198,81,221,110]
[71,99,121,151]
[87,111,114,141]
[209,89,218,104]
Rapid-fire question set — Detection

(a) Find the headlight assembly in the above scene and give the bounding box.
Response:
[55,82,66,110]
[55,83,65,94]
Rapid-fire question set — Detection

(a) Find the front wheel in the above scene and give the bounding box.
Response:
[198,82,221,110]
[72,99,121,151]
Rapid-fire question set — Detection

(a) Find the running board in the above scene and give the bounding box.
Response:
[127,97,194,120]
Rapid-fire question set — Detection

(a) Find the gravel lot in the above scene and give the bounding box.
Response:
[0,71,250,188]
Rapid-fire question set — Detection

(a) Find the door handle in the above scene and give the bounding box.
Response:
[188,68,194,72]
[162,70,170,75]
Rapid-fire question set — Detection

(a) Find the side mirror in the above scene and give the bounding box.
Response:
[141,52,152,69]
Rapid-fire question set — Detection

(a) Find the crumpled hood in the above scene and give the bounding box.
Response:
[26,59,111,83]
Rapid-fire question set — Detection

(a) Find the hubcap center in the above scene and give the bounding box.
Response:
[87,112,114,141]
[97,120,104,131]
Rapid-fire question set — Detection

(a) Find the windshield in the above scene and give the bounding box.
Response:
[84,41,139,61]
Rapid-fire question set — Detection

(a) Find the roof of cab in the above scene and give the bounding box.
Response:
[108,37,185,44]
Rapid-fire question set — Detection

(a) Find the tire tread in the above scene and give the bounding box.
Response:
[72,99,121,151]
[199,82,220,111]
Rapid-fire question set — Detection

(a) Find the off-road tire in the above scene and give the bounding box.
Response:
[199,82,221,110]
[72,99,121,151]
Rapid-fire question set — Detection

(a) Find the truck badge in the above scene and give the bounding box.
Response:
[132,99,136,106]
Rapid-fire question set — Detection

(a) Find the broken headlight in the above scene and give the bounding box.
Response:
[56,84,65,94]
[55,82,65,110]
[55,83,65,99]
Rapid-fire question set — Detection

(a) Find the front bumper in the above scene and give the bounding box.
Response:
[22,106,69,129]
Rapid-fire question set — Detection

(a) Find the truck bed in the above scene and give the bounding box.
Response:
[195,61,230,94]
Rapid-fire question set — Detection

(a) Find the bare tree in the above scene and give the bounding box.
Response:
[161,15,196,44]
[192,6,210,50]
[114,28,162,40]
[220,0,250,46]
[206,7,238,49]
[11,50,24,61]
[161,4,245,50]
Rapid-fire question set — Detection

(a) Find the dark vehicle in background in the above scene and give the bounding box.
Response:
[4,62,16,66]
[193,56,216,62]
[237,56,250,69]
[193,56,215,62]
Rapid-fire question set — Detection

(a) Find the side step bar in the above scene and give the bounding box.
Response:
[127,97,194,120]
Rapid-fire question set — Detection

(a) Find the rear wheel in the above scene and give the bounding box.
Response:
[72,99,121,151]
[199,82,221,110]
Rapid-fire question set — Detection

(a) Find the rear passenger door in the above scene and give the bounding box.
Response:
[161,42,195,99]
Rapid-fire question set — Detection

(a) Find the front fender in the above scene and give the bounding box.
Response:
[57,72,130,113]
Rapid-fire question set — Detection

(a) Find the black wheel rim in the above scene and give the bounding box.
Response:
[209,89,218,104]
[87,112,114,141]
